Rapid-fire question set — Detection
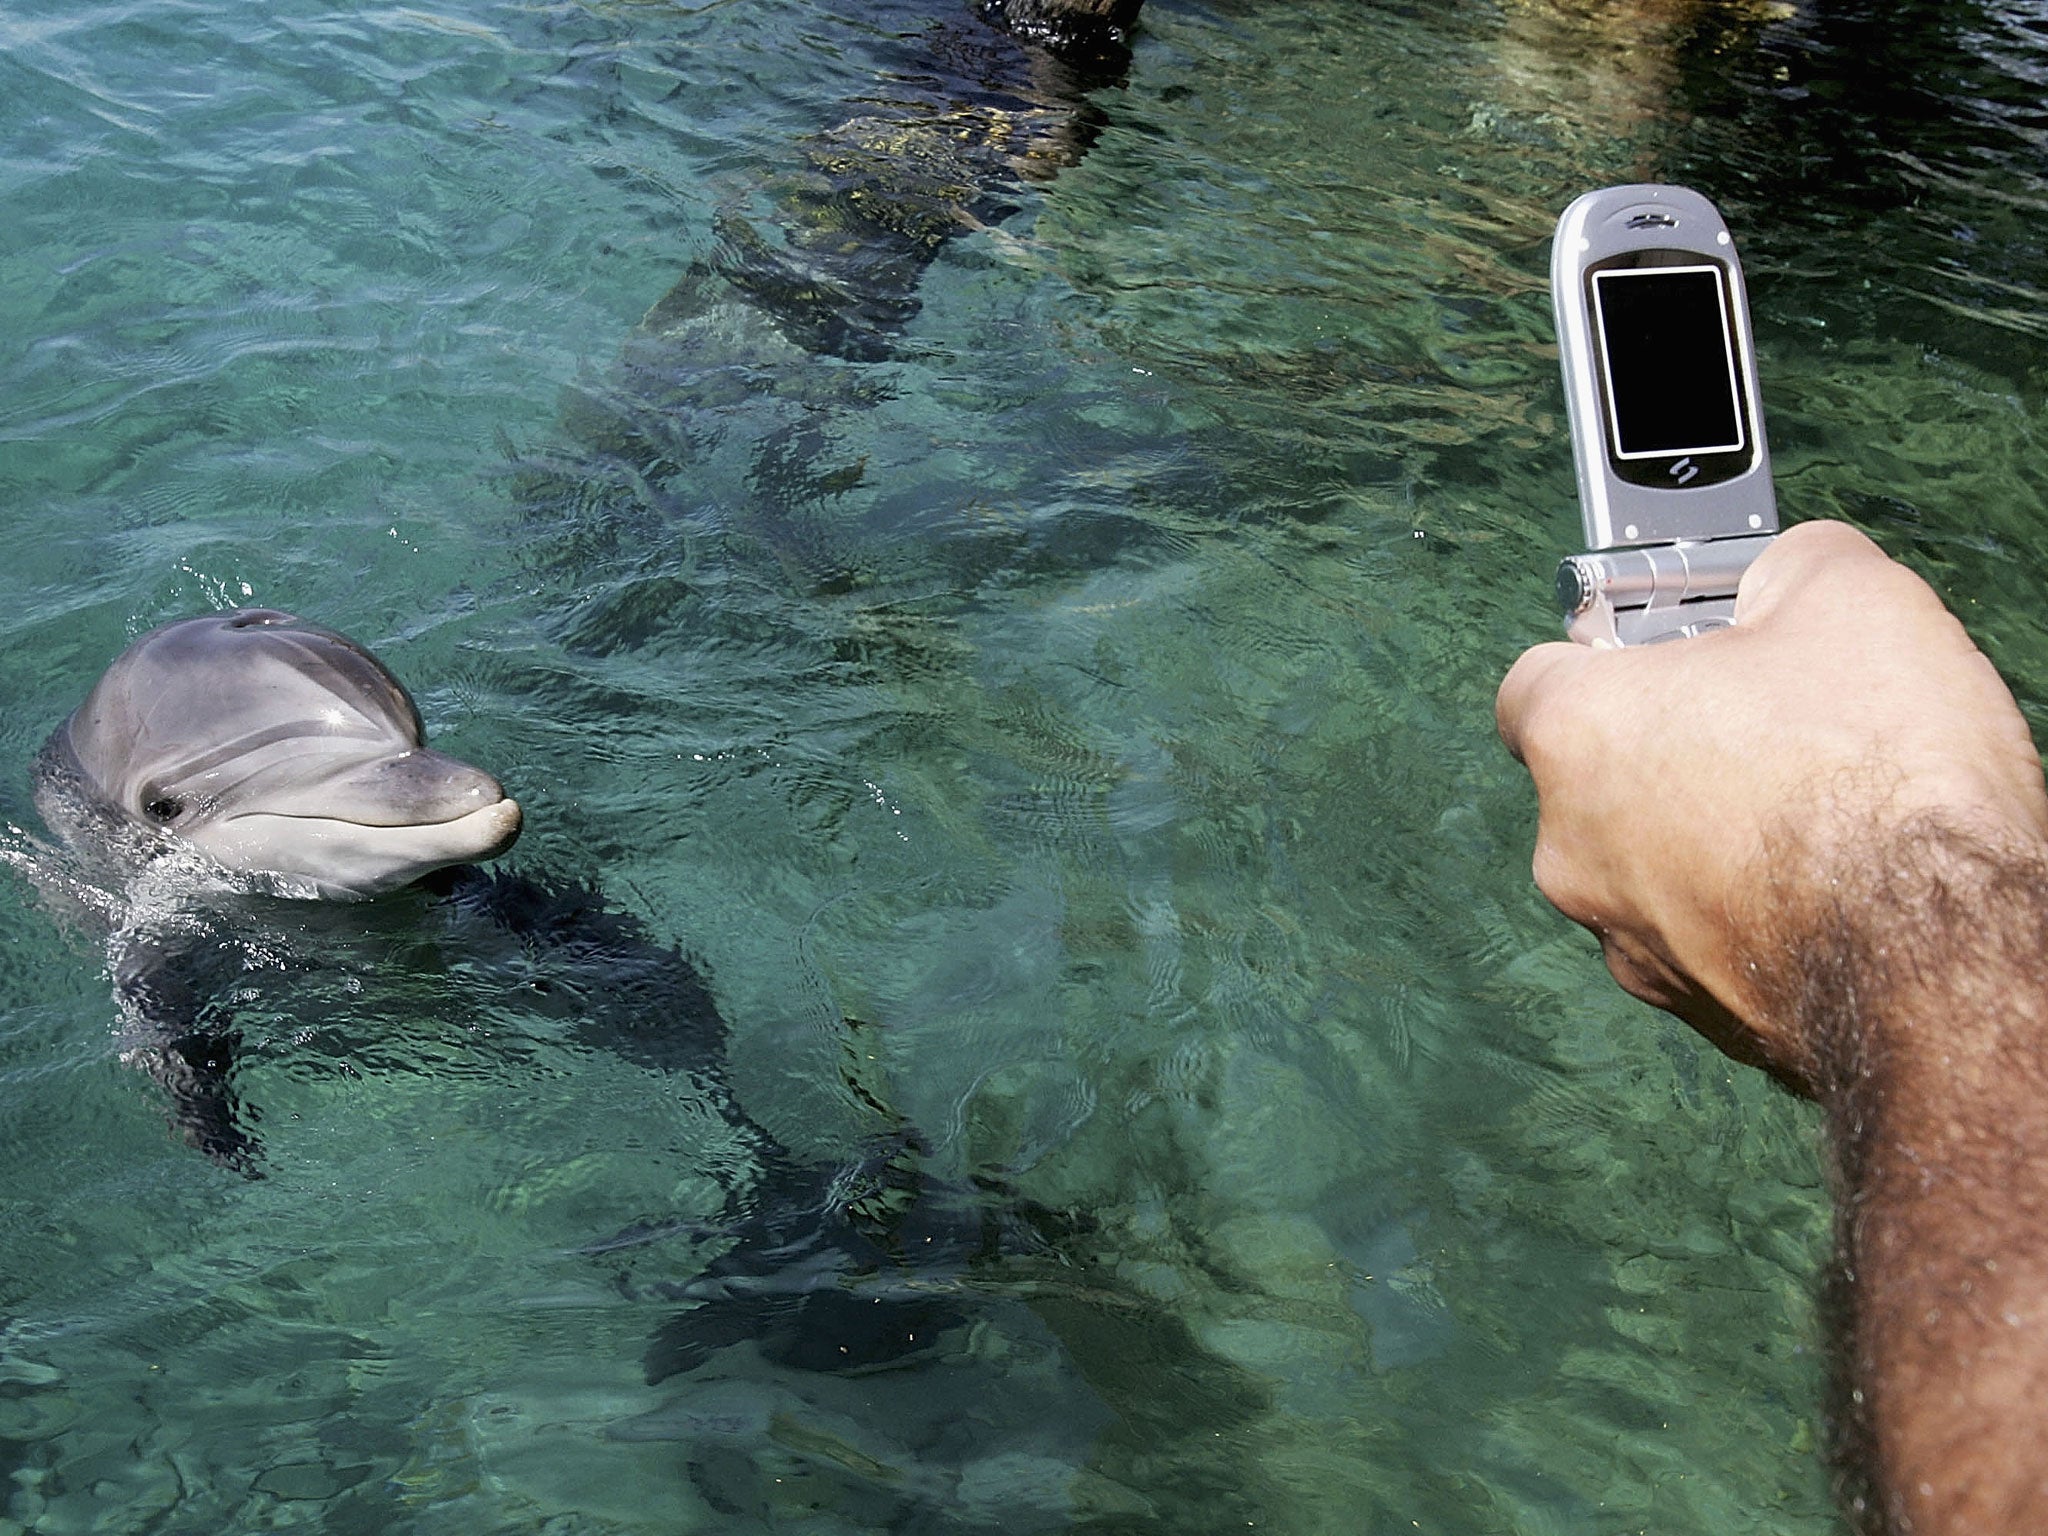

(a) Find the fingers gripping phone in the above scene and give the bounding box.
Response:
[1551,185,1778,646]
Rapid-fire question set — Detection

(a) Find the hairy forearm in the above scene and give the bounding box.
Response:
[1759,818,2048,1533]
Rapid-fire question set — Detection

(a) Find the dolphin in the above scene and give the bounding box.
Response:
[23,608,781,1190]
[25,610,1077,1432]
[34,608,521,899]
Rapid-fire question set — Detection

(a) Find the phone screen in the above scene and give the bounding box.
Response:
[1591,265,1745,461]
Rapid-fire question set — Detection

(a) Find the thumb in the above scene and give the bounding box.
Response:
[1731,519,1886,627]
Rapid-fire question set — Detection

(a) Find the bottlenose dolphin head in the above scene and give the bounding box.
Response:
[37,609,522,899]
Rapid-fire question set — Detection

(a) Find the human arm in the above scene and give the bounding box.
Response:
[1496,519,2048,1533]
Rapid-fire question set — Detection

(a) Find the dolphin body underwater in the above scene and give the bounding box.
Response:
[28,607,1066,1388]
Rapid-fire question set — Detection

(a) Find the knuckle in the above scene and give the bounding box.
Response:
[1530,836,1598,925]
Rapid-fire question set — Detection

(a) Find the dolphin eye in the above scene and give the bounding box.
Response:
[144,797,183,823]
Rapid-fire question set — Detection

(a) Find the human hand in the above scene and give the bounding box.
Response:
[1495,519,2048,1091]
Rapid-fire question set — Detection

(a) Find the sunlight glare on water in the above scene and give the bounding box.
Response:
[3,0,2048,1530]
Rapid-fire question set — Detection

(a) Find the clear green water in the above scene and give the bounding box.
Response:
[3,0,2047,1529]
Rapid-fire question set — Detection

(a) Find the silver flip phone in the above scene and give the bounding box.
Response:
[1551,184,1777,646]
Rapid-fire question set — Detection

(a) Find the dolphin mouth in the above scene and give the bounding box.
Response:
[194,796,524,899]
[205,747,516,833]
[237,796,520,834]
